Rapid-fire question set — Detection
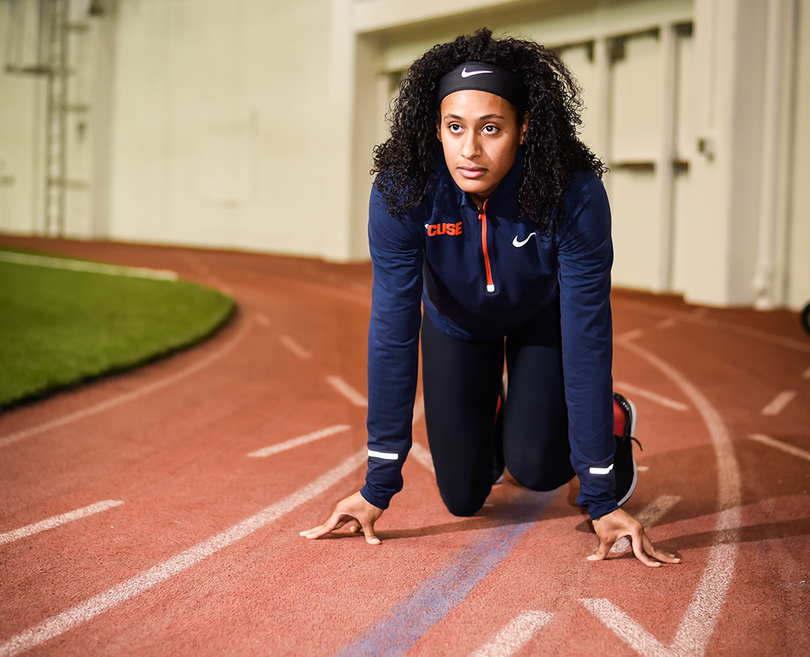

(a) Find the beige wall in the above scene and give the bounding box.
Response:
[788,0,810,309]
[0,0,45,234]
[0,0,808,309]
[0,65,42,235]
[108,0,346,258]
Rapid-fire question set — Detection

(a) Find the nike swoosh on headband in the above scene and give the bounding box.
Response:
[512,233,538,247]
[461,67,494,78]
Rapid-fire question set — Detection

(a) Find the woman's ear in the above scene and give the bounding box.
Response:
[436,115,443,143]
[519,113,530,145]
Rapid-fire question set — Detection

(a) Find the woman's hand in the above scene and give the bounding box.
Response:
[299,491,385,545]
[588,508,680,567]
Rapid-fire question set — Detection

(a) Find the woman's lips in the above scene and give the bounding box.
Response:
[459,168,486,179]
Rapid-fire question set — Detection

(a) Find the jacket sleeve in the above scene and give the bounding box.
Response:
[556,173,618,521]
[360,185,425,509]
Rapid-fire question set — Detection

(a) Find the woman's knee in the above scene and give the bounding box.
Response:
[439,485,490,517]
[507,457,574,492]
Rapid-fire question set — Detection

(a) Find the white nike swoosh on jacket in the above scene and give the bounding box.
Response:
[512,233,538,247]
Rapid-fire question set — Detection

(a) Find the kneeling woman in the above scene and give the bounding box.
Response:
[301,28,679,567]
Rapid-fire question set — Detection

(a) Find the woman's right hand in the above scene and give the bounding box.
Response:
[299,491,385,545]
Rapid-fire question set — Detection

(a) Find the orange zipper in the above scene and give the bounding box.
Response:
[479,200,495,293]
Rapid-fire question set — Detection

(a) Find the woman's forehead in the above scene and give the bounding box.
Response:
[439,89,516,118]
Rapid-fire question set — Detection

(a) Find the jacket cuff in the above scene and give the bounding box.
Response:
[360,485,390,510]
[584,498,620,521]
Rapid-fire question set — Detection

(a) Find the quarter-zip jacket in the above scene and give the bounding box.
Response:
[362,149,618,521]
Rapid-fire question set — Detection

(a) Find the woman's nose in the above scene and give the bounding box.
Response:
[461,132,481,159]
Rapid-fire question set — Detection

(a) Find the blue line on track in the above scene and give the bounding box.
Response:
[331,489,558,657]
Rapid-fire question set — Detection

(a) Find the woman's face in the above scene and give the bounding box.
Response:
[437,89,528,208]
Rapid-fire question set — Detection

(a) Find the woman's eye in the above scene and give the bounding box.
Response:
[483,125,499,134]
[448,124,463,134]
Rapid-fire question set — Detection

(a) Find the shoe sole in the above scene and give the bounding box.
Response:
[616,396,638,507]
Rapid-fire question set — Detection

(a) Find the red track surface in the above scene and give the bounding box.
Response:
[1,236,808,656]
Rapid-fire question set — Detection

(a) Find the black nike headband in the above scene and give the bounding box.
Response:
[437,62,529,112]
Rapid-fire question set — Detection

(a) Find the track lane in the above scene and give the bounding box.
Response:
[0,237,808,656]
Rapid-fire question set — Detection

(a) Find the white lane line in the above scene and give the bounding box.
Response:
[255,313,271,327]
[614,382,689,412]
[748,434,810,462]
[409,442,435,474]
[247,425,351,458]
[803,366,810,379]
[0,500,124,546]
[584,542,739,655]
[761,390,797,416]
[581,598,678,657]
[469,611,553,657]
[657,318,677,330]
[279,335,312,359]
[707,321,810,354]
[610,495,682,554]
[616,298,810,354]
[616,329,644,342]
[274,276,370,308]
[616,340,741,656]
[0,450,366,657]
[178,250,233,296]
[0,317,251,449]
[326,376,368,407]
[0,251,178,280]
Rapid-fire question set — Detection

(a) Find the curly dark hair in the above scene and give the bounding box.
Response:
[372,28,606,232]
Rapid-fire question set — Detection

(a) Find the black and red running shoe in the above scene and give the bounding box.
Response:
[613,392,641,507]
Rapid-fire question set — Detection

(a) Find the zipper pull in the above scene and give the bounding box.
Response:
[479,200,495,293]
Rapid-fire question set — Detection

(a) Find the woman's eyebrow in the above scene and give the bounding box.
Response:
[442,113,507,121]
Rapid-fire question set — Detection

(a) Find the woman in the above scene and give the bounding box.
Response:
[301,28,679,567]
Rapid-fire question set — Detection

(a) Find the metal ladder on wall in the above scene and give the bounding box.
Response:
[5,0,89,235]
[44,0,90,235]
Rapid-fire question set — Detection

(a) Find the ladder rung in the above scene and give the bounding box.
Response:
[45,68,78,76]
[4,64,52,76]
[50,104,91,113]
[47,179,90,189]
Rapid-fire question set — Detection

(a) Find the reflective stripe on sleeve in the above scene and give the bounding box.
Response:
[589,463,614,475]
[368,449,399,461]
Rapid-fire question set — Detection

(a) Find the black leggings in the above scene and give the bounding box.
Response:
[420,299,575,516]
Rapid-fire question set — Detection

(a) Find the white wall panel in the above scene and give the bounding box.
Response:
[606,31,664,290]
[671,25,697,296]
[109,0,335,257]
[788,0,810,310]
[609,33,663,163]
[607,170,660,287]
[0,0,47,234]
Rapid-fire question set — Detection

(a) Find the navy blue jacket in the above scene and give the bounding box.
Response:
[361,150,618,520]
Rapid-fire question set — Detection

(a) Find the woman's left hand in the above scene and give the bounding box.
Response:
[588,508,680,567]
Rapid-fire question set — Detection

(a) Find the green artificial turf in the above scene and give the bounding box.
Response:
[0,249,235,409]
